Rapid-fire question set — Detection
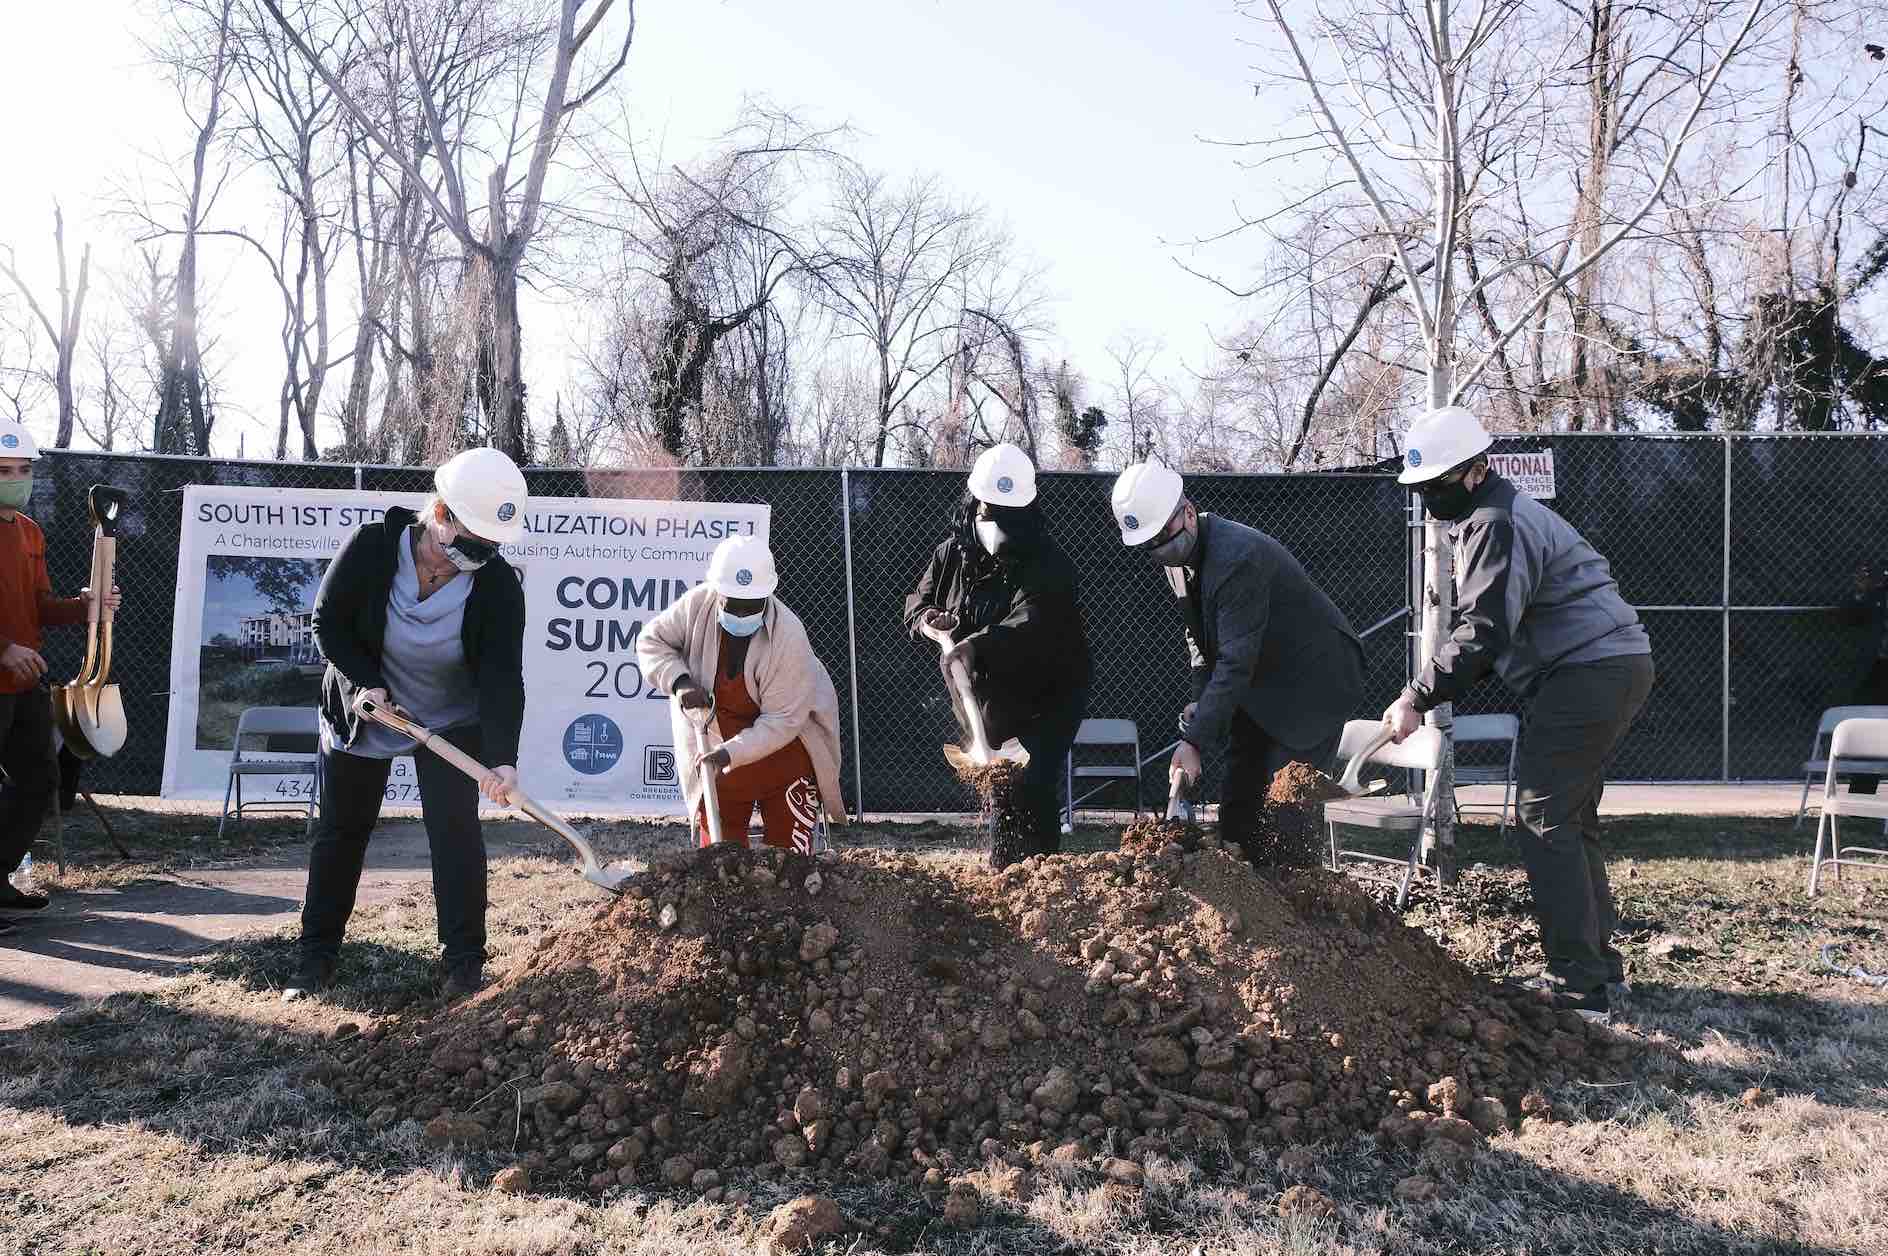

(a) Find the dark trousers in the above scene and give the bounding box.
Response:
[0,688,57,877]
[1218,709,1342,853]
[1014,698,1085,859]
[298,724,488,968]
[1851,659,1888,794]
[1513,654,1655,993]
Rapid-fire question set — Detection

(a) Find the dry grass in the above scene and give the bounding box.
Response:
[3,811,1886,1254]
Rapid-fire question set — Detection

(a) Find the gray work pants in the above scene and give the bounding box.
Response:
[1512,653,1655,993]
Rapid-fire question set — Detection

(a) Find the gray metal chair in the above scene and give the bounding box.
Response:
[217,706,322,839]
[1325,719,1444,909]
[1452,713,1520,840]
[1064,718,1142,826]
[1795,705,1888,830]
[1807,717,1888,895]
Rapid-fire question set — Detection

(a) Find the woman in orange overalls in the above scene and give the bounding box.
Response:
[637,535,848,851]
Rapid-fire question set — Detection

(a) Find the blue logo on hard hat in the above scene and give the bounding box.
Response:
[1408,449,1423,467]
[0,435,17,449]
[736,568,754,587]
[996,475,1014,494]
[497,502,516,522]
[1124,514,1139,531]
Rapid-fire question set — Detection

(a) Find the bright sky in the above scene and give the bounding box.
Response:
[0,0,1280,459]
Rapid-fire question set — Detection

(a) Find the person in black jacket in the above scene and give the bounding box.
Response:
[1110,459,1364,862]
[904,443,1091,867]
[284,448,529,1002]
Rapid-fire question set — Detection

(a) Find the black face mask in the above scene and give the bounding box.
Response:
[1419,471,1477,521]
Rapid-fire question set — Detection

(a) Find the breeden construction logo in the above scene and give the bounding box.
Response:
[644,745,678,786]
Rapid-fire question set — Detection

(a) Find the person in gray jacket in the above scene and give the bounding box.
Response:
[1384,406,1653,1020]
[1112,461,1365,862]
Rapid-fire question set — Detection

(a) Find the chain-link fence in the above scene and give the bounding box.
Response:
[1459,433,1888,781]
[28,434,1888,807]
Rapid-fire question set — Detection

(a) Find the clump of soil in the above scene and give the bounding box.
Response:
[316,840,1626,1196]
[1240,761,1351,868]
[1119,816,1201,856]
[953,757,1030,868]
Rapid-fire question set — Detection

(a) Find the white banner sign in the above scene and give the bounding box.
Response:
[1488,449,1555,500]
[162,486,768,813]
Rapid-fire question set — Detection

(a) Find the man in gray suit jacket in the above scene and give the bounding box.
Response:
[1112,462,1365,860]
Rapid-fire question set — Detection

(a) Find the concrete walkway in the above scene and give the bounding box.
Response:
[0,822,446,1031]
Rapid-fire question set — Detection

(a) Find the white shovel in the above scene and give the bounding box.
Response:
[918,611,1028,774]
[680,696,726,846]
[352,694,626,895]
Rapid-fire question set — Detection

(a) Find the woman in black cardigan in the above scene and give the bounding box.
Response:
[284,448,528,1001]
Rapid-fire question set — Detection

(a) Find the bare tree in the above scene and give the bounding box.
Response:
[219,0,352,458]
[1249,0,1773,876]
[589,108,841,464]
[263,0,639,461]
[0,205,92,449]
[76,314,144,452]
[144,0,238,456]
[1105,332,1169,465]
[810,169,1006,466]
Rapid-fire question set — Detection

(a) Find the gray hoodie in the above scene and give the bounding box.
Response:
[1405,474,1649,712]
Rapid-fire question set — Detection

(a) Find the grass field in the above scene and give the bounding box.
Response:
[2,810,1884,1255]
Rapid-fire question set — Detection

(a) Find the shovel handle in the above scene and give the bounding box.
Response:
[679,695,726,845]
[354,695,494,785]
[1339,726,1398,795]
[1164,778,1192,823]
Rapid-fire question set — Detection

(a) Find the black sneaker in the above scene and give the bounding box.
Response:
[1512,974,1612,1023]
[282,954,337,1002]
[0,885,49,911]
[443,962,484,1000]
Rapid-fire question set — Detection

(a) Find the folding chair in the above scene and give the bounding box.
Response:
[1063,718,1142,827]
[1325,719,1444,909]
[1807,717,1888,895]
[1795,705,1888,830]
[1452,713,1520,841]
[217,706,322,840]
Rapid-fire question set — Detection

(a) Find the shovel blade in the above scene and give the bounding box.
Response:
[73,684,128,758]
[943,740,1030,774]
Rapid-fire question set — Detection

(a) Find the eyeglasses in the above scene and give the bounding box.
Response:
[1137,507,1188,552]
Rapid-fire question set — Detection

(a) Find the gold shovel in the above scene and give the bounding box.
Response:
[56,486,129,760]
[352,694,627,894]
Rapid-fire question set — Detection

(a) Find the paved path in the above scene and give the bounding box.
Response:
[0,823,447,1031]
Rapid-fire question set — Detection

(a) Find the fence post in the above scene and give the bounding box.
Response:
[1722,435,1732,782]
[354,464,363,491]
[840,469,866,820]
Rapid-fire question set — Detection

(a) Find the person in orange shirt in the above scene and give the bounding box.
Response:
[0,419,119,930]
[637,536,848,853]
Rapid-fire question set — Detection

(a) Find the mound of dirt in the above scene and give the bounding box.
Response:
[317,840,1625,1196]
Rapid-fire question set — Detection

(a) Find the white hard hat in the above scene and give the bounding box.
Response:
[706,534,778,598]
[0,418,42,461]
[1111,461,1184,546]
[967,442,1036,507]
[435,447,527,543]
[1398,406,1492,485]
